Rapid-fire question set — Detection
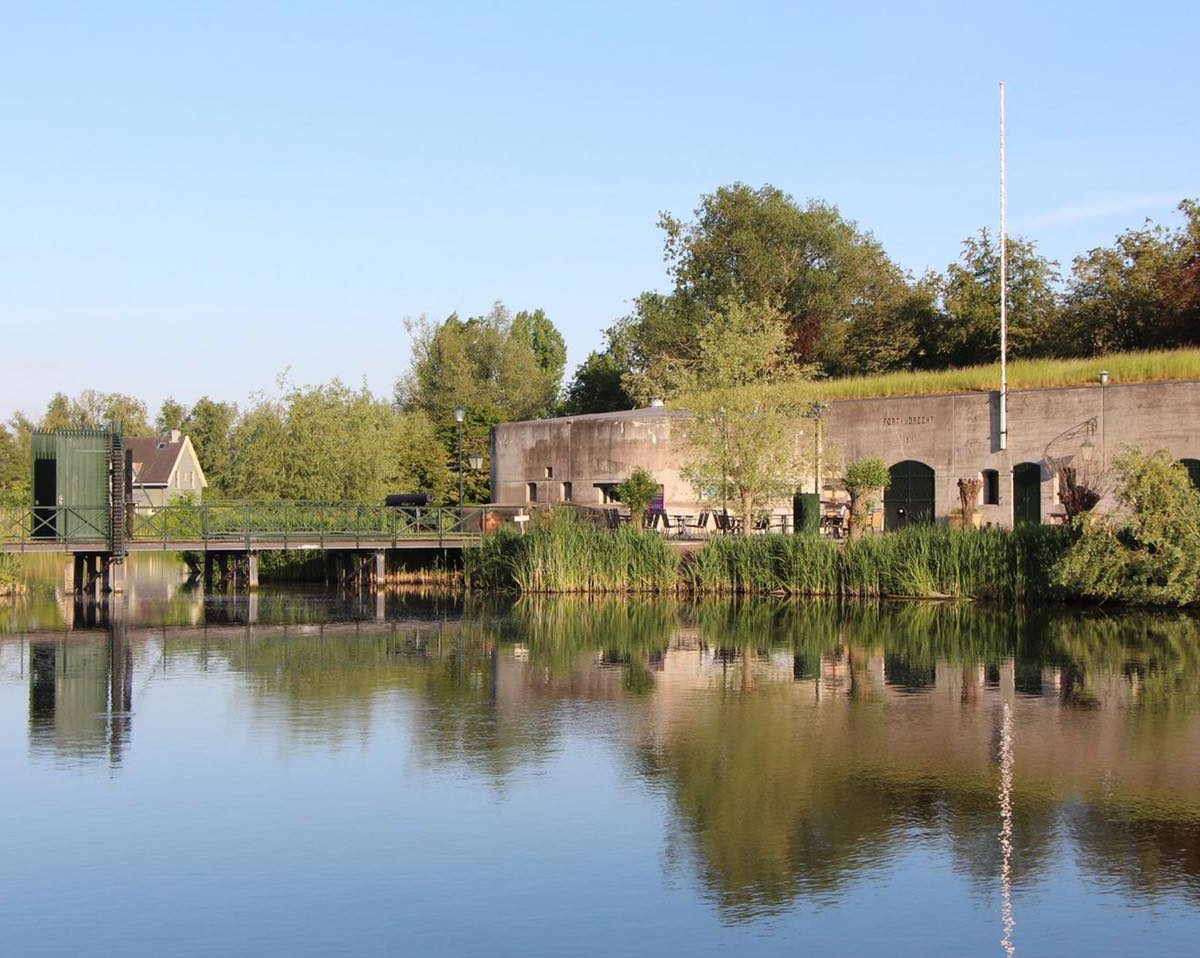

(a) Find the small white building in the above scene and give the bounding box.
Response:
[127,431,208,507]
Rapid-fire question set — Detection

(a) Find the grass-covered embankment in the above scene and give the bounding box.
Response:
[463,512,1070,601]
[721,347,1200,408]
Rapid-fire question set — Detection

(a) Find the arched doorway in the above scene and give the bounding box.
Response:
[884,460,934,530]
[1180,458,1200,491]
[1013,462,1041,525]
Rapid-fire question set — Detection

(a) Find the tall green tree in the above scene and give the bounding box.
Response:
[399,302,566,501]
[0,424,27,505]
[1062,200,1200,354]
[920,230,1061,368]
[223,381,452,504]
[678,296,808,533]
[155,398,188,434]
[40,390,152,435]
[183,397,238,493]
[660,183,910,366]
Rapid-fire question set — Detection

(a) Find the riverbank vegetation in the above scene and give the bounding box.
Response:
[464,512,1069,601]
[466,450,1200,607]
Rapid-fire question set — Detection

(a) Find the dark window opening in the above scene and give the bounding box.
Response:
[983,469,999,505]
[1181,458,1200,491]
[594,483,620,504]
[526,482,538,503]
[544,466,553,479]
[562,482,572,501]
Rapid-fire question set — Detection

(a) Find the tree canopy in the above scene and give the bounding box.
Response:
[561,186,1200,414]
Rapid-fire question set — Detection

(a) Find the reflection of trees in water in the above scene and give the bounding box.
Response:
[630,601,1200,918]
[8,594,1200,909]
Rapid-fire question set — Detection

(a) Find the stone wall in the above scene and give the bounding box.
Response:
[490,381,1200,527]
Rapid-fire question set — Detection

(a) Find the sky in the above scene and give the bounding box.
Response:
[1,0,1197,423]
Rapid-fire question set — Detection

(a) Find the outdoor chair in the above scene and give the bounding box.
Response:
[685,512,710,537]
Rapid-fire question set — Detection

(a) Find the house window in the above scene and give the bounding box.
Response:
[527,482,538,503]
[544,466,554,479]
[983,469,999,505]
[562,482,572,501]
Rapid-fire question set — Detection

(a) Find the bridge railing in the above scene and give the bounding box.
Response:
[1,501,486,548]
[0,505,111,545]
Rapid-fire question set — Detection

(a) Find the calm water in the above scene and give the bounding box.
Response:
[1,562,1198,956]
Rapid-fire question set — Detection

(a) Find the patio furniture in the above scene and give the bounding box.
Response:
[715,512,744,534]
[684,512,711,537]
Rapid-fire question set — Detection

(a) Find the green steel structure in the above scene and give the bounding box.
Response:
[31,429,124,545]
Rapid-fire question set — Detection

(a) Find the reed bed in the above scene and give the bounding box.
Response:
[466,511,1070,601]
[463,510,680,594]
[691,525,1068,601]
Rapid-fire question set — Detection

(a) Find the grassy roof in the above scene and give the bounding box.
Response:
[726,348,1200,406]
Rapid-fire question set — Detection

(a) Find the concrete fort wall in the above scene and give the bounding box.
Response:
[490,381,1200,527]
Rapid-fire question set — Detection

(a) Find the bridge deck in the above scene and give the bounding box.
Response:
[1,502,487,554]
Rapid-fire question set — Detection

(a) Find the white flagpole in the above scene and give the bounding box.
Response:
[999,82,1008,452]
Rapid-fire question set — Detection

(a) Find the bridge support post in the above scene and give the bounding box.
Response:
[372,550,386,588]
[108,558,125,594]
[247,552,259,591]
[72,554,86,594]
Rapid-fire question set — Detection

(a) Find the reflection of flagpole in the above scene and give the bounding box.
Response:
[999,701,1015,958]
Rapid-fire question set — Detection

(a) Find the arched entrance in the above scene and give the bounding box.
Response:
[884,460,934,530]
[1180,458,1200,491]
[1013,462,1041,525]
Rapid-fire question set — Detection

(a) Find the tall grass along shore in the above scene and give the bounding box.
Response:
[464,512,1070,602]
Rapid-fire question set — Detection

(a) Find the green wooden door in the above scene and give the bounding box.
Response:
[1013,462,1041,526]
[884,460,935,530]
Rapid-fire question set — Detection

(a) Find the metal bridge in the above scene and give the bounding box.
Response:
[1,501,487,593]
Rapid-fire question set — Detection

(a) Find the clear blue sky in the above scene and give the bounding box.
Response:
[2,1,1196,423]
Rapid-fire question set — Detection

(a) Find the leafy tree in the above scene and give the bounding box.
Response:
[511,309,567,388]
[843,457,890,541]
[40,390,151,435]
[659,183,909,367]
[398,302,566,500]
[1062,200,1200,354]
[183,397,238,493]
[560,319,637,415]
[1053,449,1200,605]
[614,467,661,523]
[921,231,1061,368]
[155,398,188,434]
[679,296,808,534]
[223,381,453,504]
[0,424,27,505]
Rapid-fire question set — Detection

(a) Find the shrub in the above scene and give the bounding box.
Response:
[613,467,661,524]
[843,457,890,541]
[1053,449,1200,605]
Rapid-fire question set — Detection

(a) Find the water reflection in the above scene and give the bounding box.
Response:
[27,623,132,768]
[2,589,1199,934]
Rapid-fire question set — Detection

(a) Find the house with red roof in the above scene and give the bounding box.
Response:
[126,430,208,507]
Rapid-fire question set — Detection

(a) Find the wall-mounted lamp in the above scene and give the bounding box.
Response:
[1080,436,1095,463]
[468,454,483,471]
